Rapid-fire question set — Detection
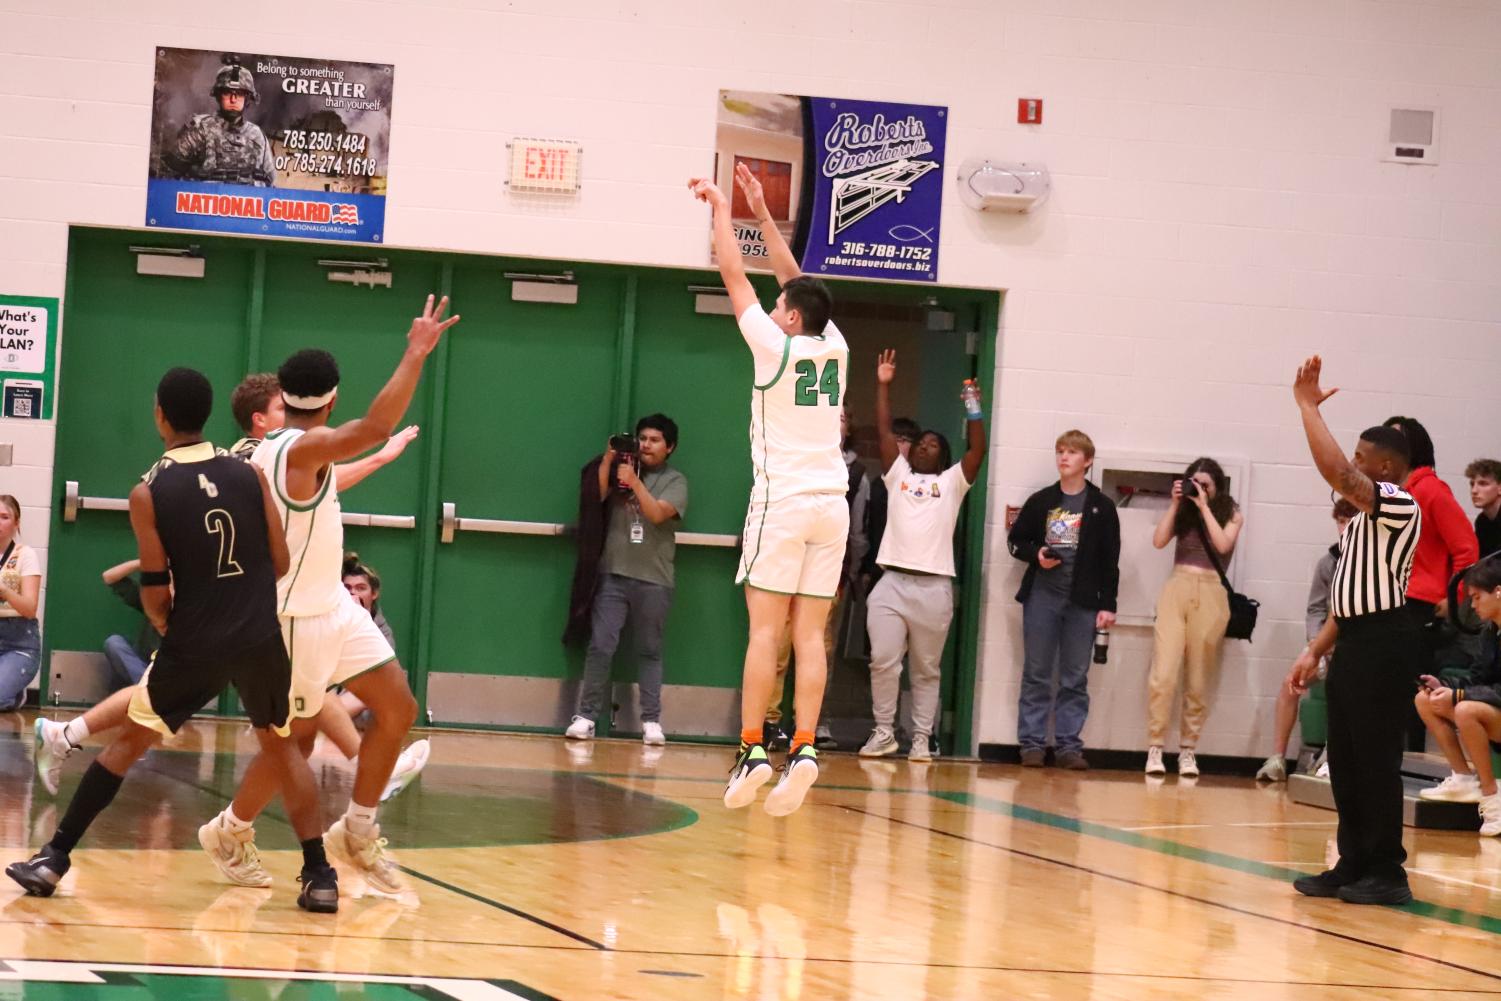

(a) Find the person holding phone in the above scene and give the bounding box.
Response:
[1412,557,1501,835]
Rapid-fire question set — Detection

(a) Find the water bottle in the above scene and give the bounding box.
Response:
[961,379,983,419]
[1092,628,1110,665]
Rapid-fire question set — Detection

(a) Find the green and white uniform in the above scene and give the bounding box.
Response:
[735,304,850,598]
[252,428,395,717]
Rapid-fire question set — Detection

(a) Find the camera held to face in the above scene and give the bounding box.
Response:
[609,433,640,493]
[1181,478,1199,500]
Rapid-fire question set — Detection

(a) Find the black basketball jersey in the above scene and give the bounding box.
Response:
[143,441,281,656]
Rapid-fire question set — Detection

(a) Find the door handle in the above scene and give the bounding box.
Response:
[438,501,568,543]
[341,512,416,530]
[62,480,130,522]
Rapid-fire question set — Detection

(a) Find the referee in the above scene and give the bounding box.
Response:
[1287,356,1422,905]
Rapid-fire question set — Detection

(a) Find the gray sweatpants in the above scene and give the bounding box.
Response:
[577,573,673,723]
[866,570,954,738]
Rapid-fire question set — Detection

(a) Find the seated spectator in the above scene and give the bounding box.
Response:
[1468,458,1501,559]
[1413,557,1501,836]
[343,552,396,650]
[0,495,41,711]
[1257,499,1356,781]
[100,558,163,690]
[1145,458,1245,779]
[565,415,687,746]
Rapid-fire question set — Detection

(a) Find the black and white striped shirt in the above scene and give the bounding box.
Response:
[1329,482,1421,619]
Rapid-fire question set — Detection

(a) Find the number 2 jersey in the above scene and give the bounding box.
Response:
[251,427,347,617]
[738,304,848,504]
[143,441,281,657]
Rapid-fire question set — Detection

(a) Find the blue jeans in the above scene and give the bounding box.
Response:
[0,617,41,710]
[1017,587,1096,754]
[104,634,148,688]
[577,574,674,724]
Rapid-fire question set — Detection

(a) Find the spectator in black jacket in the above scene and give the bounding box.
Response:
[1413,555,1501,836]
[1006,430,1120,769]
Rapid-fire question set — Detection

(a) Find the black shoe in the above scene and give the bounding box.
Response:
[1336,875,1412,906]
[5,845,70,897]
[1020,748,1046,768]
[814,727,838,751]
[1293,868,1360,898]
[762,722,789,752]
[297,863,339,913]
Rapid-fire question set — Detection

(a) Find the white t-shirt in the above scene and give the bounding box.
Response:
[0,542,41,617]
[739,304,848,504]
[875,456,972,577]
[252,428,346,617]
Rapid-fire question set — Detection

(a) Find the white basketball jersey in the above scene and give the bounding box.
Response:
[251,428,346,617]
[739,304,848,504]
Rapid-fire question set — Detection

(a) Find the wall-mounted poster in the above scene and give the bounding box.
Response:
[0,295,57,420]
[146,48,393,243]
[713,90,947,283]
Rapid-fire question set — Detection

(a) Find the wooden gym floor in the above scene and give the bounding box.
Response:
[3,710,1501,1000]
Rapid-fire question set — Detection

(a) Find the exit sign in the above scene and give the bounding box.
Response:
[508,138,582,193]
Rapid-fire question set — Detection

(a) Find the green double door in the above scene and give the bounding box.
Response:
[50,226,995,749]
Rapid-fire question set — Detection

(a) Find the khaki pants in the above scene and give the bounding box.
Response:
[765,590,843,724]
[1147,568,1230,748]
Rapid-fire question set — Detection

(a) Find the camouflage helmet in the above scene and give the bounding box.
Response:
[211,63,258,103]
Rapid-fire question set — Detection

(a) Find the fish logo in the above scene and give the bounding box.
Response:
[888,224,934,243]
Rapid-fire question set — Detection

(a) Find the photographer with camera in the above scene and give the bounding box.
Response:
[1144,458,1245,778]
[565,415,688,745]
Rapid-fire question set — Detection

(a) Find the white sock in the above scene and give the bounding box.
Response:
[344,801,378,837]
[221,805,253,832]
[62,717,89,748]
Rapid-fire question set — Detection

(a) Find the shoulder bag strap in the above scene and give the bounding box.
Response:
[1193,520,1234,594]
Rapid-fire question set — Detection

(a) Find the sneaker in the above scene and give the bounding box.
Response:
[1336,874,1412,906]
[724,743,774,809]
[762,721,789,752]
[5,844,70,897]
[1056,750,1089,771]
[814,725,838,751]
[1293,868,1359,898]
[564,716,595,740]
[325,818,406,895]
[642,722,666,746]
[1315,760,1330,779]
[908,733,934,763]
[1178,750,1199,778]
[380,739,430,803]
[1020,747,1046,768]
[33,718,71,796]
[296,863,339,914]
[858,726,899,758]
[1144,746,1166,776]
[1420,771,1482,803]
[1480,793,1501,836]
[1256,755,1288,783]
[764,744,819,817]
[198,815,273,888]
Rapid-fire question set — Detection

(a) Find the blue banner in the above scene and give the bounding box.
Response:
[802,97,946,282]
[147,180,385,243]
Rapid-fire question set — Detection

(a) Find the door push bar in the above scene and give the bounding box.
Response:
[64,480,413,529]
[439,502,737,548]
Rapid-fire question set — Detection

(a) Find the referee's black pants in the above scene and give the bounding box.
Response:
[1325,607,1423,884]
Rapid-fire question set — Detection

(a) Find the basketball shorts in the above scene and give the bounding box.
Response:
[283,590,396,719]
[129,631,292,736]
[737,492,850,599]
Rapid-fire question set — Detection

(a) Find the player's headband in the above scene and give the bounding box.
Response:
[282,388,337,410]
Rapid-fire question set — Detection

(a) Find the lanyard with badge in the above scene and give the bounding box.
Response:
[628,473,646,544]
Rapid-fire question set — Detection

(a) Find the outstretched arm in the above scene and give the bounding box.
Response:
[959,381,987,485]
[334,425,419,492]
[690,178,758,319]
[875,349,899,473]
[288,296,459,474]
[101,558,141,586]
[1294,355,1374,513]
[734,162,800,286]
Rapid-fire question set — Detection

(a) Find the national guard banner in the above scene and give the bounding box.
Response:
[147,48,393,243]
[713,90,947,283]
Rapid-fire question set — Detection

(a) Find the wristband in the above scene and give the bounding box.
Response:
[140,569,171,587]
[965,409,984,421]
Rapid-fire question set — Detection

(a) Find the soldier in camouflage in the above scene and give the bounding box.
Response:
[165,61,276,187]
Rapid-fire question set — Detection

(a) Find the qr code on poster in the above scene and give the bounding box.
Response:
[12,397,31,418]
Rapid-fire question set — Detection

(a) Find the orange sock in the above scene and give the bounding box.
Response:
[741,727,763,746]
[793,729,815,750]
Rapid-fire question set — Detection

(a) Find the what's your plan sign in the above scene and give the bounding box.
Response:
[0,295,57,420]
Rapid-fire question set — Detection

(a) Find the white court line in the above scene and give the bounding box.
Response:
[1409,868,1501,891]
[1123,821,1338,832]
